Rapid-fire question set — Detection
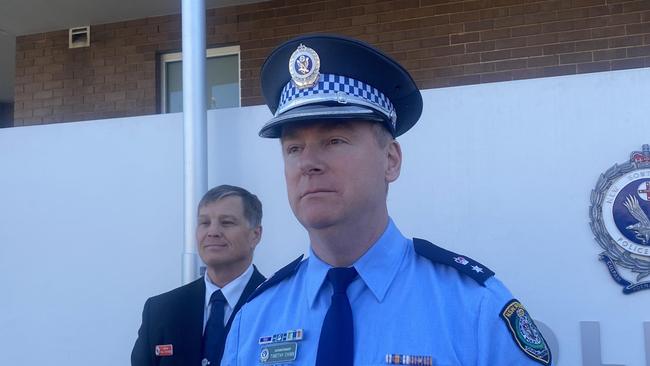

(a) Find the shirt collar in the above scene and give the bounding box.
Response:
[305,218,408,308]
[204,264,254,310]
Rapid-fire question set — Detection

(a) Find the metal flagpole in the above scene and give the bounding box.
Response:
[181,0,207,284]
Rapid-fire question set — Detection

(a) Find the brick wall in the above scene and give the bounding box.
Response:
[13,0,650,126]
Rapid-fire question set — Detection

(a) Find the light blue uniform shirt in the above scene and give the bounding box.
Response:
[222,219,551,365]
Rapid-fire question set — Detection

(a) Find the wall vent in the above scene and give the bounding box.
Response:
[69,26,90,48]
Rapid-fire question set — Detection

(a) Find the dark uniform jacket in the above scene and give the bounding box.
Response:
[131,267,265,366]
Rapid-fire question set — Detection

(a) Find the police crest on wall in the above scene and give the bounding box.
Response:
[590,144,650,294]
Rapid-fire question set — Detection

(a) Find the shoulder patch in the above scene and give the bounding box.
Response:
[412,238,494,285]
[247,255,304,303]
[500,299,552,365]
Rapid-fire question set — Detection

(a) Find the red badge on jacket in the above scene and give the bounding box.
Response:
[155,344,173,357]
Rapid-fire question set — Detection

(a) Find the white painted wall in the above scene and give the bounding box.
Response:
[1,68,649,365]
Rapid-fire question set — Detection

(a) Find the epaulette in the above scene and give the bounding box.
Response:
[247,254,304,302]
[413,238,494,286]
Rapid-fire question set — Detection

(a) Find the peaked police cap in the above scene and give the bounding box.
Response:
[259,34,423,138]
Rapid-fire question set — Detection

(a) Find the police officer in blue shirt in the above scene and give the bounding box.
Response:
[221,34,552,366]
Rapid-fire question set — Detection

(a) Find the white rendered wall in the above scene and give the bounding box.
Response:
[1,68,649,365]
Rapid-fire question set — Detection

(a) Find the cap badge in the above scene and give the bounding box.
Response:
[289,44,320,89]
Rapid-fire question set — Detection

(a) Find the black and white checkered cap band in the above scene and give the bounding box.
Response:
[276,73,396,126]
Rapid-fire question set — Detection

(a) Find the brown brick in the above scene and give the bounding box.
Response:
[33,73,53,82]
[430,45,465,57]
[544,43,576,55]
[451,53,481,64]
[575,18,608,31]
[609,13,641,26]
[623,1,650,12]
[593,48,627,61]
[577,61,611,73]
[93,101,116,112]
[380,19,420,32]
[73,103,94,113]
[481,49,512,61]
[432,23,464,36]
[588,5,610,17]
[511,67,544,80]
[33,90,53,100]
[421,36,451,48]
[481,28,511,41]
[448,74,482,86]
[493,0,525,7]
[628,45,650,57]
[559,51,593,64]
[53,88,74,98]
[611,57,646,69]
[450,11,480,24]
[558,30,592,42]
[480,7,510,20]
[450,32,480,44]
[105,91,126,102]
[575,39,609,51]
[466,41,496,52]
[543,64,577,76]
[432,65,464,77]
[24,48,44,59]
[84,94,106,104]
[542,20,575,33]
[609,35,644,48]
[511,46,544,57]
[465,20,494,32]
[495,37,527,49]
[527,33,559,46]
[433,2,465,15]
[524,11,558,24]
[480,71,512,83]
[626,22,650,35]
[528,55,559,67]
[494,15,525,28]
[44,81,64,90]
[494,58,527,71]
[43,98,63,107]
[393,39,421,51]
[573,0,606,7]
[420,15,451,27]
[464,62,495,74]
[33,107,52,117]
[23,99,44,110]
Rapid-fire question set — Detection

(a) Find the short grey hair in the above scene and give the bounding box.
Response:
[197,184,263,227]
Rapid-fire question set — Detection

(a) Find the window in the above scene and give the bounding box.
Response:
[160,46,240,113]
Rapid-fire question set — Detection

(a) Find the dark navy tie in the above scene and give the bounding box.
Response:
[202,290,227,366]
[316,267,358,366]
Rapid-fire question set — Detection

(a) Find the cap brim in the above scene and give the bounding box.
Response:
[259,104,389,138]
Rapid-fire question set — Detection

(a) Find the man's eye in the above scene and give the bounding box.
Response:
[329,138,345,145]
[221,221,235,226]
[286,145,301,154]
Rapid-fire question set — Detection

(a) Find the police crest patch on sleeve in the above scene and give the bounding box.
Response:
[500,299,552,365]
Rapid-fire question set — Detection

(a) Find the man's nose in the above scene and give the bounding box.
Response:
[298,145,325,175]
[207,224,222,237]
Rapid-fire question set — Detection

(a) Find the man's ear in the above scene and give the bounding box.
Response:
[251,226,262,248]
[385,140,402,183]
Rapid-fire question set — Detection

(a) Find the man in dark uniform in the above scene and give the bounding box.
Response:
[132,185,265,366]
[221,35,553,366]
